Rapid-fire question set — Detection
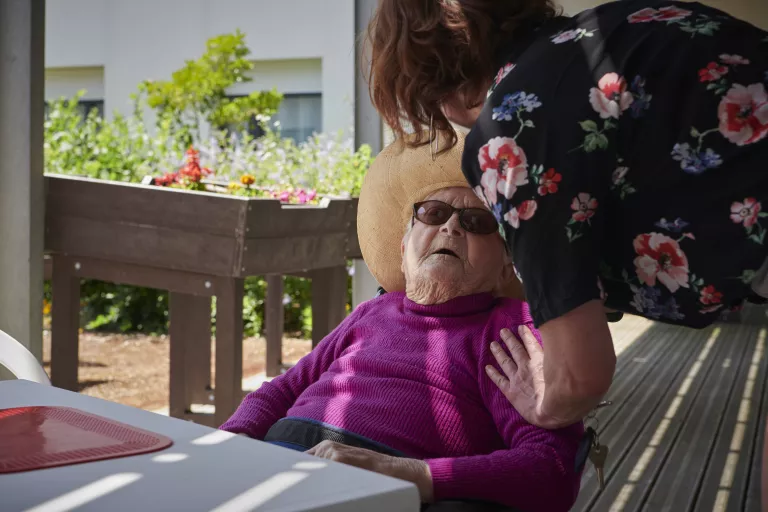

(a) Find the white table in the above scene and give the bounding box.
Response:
[0,380,419,512]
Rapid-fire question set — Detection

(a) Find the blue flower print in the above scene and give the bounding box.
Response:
[671,143,722,174]
[492,92,542,121]
[655,217,690,233]
[629,76,652,118]
[630,285,686,321]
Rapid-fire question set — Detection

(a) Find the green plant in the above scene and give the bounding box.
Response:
[136,30,282,149]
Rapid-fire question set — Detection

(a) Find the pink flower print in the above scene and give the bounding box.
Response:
[571,193,598,222]
[495,63,515,86]
[730,198,762,228]
[719,54,750,66]
[633,233,690,293]
[718,83,768,146]
[589,73,634,119]
[504,200,537,229]
[612,166,629,185]
[478,137,529,200]
[552,30,581,44]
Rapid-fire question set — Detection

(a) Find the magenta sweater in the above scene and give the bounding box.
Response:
[221,292,582,511]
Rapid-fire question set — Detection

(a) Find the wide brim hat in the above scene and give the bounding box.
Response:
[357,131,524,299]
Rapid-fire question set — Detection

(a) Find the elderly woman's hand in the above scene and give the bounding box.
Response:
[485,326,548,427]
[306,441,434,503]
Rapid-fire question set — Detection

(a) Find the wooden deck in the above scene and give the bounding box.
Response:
[574,305,768,512]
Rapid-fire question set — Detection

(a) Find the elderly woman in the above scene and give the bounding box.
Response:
[366,0,768,459]
[220,133,583,512]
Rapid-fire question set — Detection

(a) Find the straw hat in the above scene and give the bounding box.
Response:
[357,131,524,299]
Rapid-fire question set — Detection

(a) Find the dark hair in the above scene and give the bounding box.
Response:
[365,0,558,150]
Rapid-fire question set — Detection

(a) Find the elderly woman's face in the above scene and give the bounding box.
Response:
[401,187,511,303]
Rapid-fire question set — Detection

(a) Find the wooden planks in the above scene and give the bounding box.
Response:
[575,308,768,512]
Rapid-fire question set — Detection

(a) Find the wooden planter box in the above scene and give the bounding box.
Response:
[44,174,361,426]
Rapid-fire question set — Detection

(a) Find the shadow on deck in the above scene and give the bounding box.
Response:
[574,305,768,512]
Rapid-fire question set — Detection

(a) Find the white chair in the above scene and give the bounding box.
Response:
[0,329,50,384]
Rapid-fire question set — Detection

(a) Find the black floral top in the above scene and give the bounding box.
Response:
[463,0,768,328]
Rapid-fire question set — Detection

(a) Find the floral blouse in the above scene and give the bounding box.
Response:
[463,0,768,328]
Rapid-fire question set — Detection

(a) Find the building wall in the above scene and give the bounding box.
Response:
[44,0,356,134]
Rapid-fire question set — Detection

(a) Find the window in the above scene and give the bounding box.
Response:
[225,93,322,142]
[44,99,104,119]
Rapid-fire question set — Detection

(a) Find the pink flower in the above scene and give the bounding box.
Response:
[699,62,728,83]
[495,63,515,85]
[537,169,562,196]
[307,190,317,201]
[633,233,690,293]
[478,137,529,200]
[296,189,309,204]
[719,54,750,66]
[718,83,768,146]
[612,167,629,185]
[473,186,492,209]
[700,285,723,305]
[627,7,659,23]
[279,190,292,203]
[730,198,762,228]
[504,200,537,229]
[589,73,634,119]
[570,193,598,222]
[655,6,692,21]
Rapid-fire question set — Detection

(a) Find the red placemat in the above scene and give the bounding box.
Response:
[0,406,173,474]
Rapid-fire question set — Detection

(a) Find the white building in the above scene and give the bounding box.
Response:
[45,0,358,140]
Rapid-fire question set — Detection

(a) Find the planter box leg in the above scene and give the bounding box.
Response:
[311,266,348,348]
[169,293,212,419]
[50,255,80,391]
[265,274,284,377]
[214,277,244,427]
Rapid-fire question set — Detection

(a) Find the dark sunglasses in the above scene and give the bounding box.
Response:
[412,200,499,235]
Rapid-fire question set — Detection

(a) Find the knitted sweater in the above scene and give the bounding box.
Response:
[220,292,582,511]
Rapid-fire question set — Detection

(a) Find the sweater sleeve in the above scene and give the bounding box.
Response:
[219,302,370,439]
[425,320,583,512]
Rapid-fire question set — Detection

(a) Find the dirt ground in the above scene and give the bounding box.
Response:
[41,331,312,412]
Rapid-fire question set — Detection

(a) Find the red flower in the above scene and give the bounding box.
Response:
[570,193,598,222]
[633,233,690,292]
[627,7,659,23]
[699,62,728,83]
[655,6,692,21]
[718,83,768,146]
[589,73,634,119]
[537,169,562,196]
[504,200,537,229]
[700,285,723,305]
[627,6,691,23]
[478,137,529,201]
[730,198,762,228]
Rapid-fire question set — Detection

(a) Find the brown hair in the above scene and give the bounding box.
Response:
[365,0,558,150]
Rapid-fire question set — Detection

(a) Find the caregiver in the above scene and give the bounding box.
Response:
[365,0,768,442]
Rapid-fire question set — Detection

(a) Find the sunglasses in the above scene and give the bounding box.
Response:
[412,200,499,235]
